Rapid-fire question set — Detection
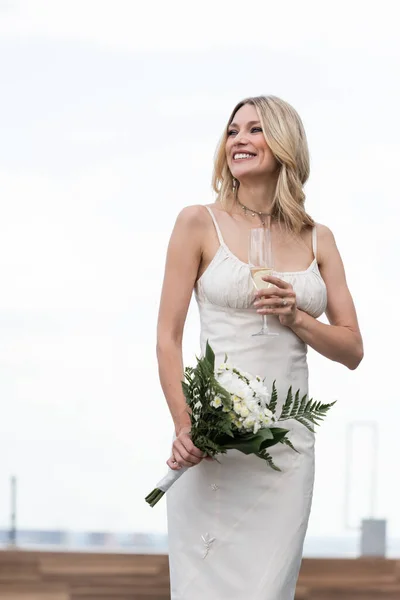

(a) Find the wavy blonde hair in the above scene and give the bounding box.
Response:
[212,95,314,233]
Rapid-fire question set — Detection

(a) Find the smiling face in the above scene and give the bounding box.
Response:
[226,103,280,182]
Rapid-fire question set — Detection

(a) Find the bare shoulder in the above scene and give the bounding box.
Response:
[174,204,212,232]
[315,223,335,242]
[313,223,344,272]
[314,223,338,255]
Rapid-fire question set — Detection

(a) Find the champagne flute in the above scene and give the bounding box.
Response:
[248,227,279,337]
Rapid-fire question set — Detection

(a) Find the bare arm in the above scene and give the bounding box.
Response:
[156,205,208,468]
[287,225,363,369]
[255,225,364,370]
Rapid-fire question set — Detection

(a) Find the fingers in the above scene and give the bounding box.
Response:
[255,296,294,308]
[167,456,182,470]
[177,432,204,459]
[254,290,295,307]
[261,275,291,289]
[255,287,294,298]
[254,290,296,315]
[255,281,294,299]
[169,436,204,469]
[256,304,293,315]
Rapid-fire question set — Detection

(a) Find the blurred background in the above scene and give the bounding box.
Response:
[0,0,399,597]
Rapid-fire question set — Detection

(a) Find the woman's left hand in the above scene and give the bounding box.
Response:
[253,275,299,328]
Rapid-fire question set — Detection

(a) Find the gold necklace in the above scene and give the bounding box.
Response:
[237,200,272,227]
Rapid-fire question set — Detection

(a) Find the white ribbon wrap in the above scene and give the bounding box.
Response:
[156,466,189,492]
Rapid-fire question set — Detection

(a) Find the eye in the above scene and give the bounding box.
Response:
[227,129,237,136]
[251,127,262,133]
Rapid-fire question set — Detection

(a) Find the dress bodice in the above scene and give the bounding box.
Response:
[195,207,327,318]
[193,206,328,402]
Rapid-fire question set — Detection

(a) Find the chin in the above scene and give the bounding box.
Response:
[232,168,262,181]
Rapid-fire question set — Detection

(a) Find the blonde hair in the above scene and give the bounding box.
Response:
[212,95,314,233]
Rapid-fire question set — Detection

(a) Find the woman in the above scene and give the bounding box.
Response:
[156,95,363,599]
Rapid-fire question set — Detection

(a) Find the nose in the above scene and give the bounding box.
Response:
[235,130,249,144]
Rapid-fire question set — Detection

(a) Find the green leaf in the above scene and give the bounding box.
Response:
[260,427,289,449]
[205,341,215,370]
[217,428,274,454]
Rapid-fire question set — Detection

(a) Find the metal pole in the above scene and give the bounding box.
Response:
[9,475,17,547]
[369,422,378,519]
[344,421,378,530]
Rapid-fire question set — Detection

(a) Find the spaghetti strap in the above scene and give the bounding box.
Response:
[205,206,225,246]
[312,226,317,259]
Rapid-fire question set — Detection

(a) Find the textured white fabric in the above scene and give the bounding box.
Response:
[166,207,328,600]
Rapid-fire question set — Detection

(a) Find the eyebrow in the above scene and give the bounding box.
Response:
[228,120,261,129]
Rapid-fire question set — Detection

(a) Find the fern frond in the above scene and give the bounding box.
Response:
[268,381,278,414]
[305,398,313,413]
[279,437,299,453]
[295,417,315,432]
[256,450,281,472]
[299,393,308,413]
[290,390,300,417]
[280,386,293,420]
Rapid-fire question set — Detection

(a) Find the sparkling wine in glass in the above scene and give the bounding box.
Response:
[248,227,279,337]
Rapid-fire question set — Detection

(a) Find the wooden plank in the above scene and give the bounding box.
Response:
[1,550,400,599]
[0,552,40,583]
[0,582,69,600]
[38,553,164,576]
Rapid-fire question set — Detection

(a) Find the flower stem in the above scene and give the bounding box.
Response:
[145,488,165,507]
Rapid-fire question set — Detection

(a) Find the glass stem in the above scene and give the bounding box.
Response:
[262,314,269,333]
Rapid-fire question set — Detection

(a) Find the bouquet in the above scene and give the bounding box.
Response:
[145,342,335,507]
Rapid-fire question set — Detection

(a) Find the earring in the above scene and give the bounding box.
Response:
[232,178,237,193]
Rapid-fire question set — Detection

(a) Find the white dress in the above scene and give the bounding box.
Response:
[167,206,328,600]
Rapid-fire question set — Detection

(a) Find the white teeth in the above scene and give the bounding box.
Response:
[234,153,255,160]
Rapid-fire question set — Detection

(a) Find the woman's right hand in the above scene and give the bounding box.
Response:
[166,426,206,471]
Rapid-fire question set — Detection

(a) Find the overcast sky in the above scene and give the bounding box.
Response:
[0,0,399,547]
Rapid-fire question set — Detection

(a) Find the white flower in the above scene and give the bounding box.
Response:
[264,407,274,420]
[217,370,235,391]
[250,378,270,403]
[253,421,261,434]
[194,400,202,410]
[218,362,232,372]
[233,401,242,416]
[239,405,250,418]
[211,396,222,409]
[216,370,248,399]
[243,415,256,430]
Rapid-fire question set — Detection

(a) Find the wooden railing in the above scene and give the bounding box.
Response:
[1,550,400,599]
